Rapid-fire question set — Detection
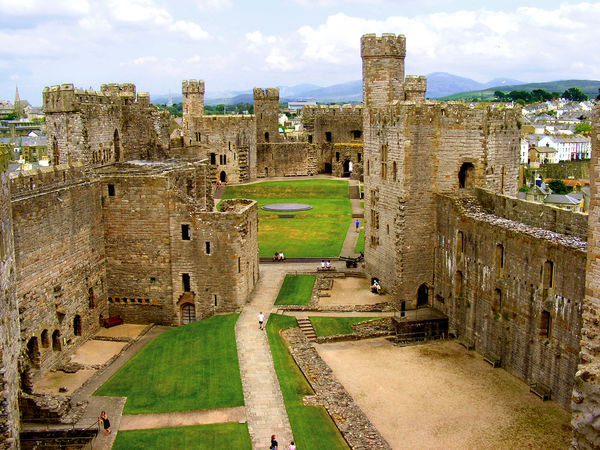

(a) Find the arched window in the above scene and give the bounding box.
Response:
[417,284,429,308]
[543,260,554,289]
[26,337,40,364]
[52,330,62,351]
[264,132,270,142]
[73,315,82,336]
[458,162,474,188]
[41,329,50,348]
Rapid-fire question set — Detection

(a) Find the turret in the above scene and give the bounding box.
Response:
[404,76,427,102]
[361,33,406,108]
[254,88,279,144]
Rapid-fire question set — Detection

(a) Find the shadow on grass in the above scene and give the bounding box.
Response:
[266,314,348,449]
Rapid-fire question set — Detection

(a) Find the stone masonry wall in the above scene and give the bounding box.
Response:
[256,142,317,177]
[434,193,585,408]
[0,171,19,449]
[11,164,108,381]
[331,143,363,179]
[572,102,600,448]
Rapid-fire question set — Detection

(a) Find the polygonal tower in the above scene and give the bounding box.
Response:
[361,33,406,108]
[254,88,279,144]
[182,80,205,144]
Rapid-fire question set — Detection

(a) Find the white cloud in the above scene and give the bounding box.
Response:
[0,0,90,15]
[195,0,232,10]
[245,31,277,47]
[169,20,209,40]
[120,56,159,66]
[108,0,172,26]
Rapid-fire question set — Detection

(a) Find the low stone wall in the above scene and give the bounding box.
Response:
[282,328,390,449]
[276,303,394,313]
[315,317,394,343]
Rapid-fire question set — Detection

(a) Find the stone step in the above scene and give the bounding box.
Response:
[296,318,317,341]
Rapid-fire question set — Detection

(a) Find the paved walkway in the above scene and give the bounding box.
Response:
[236,264,293,449]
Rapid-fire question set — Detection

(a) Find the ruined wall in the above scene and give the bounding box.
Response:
[572,102,600,448]
[434,193,585,408]
[169,199,259,324]
[256,142,317,177]
[44,83,169,166]
[332,143,363,179]
[0,171,19,449]
[11,164,107,380]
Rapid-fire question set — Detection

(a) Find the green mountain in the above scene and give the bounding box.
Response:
[440,80,600,101]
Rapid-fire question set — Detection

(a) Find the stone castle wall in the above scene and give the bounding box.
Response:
[572,102,600,448]
[332,143,363,179]
[0,171,19,449]
[435,193,585,408]
[257,142,317,177]
[10,164,108,380]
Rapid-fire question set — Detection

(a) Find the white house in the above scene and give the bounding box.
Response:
[537,135,591,161]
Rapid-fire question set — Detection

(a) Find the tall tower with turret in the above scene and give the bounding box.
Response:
[253,88,279,144]
[182,80,205,145]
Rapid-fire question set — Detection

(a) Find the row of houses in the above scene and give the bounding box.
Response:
[521,133,591,164]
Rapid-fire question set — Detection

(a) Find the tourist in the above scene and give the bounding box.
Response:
[270,434,278,450]
[258,312,265,330]
[273,251,279,262]
[321,260,325,268]
[371,280,379,294]
[98,411,111,435]
[279,251,285,261]
[288,441,296,450]
[355,219,360,232]
[326,260,331,269]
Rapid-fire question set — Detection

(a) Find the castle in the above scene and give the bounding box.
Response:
[0,33,599,448]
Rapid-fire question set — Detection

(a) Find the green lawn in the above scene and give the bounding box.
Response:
[221,180,351,258]
[275,274,315,305]
[95,314,244,415]
[266,315,349,449]
[354,227,364,253]
[309,317,380,337]
[112,423,251,450]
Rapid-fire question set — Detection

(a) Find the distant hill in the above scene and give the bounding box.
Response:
[441,80,600,101]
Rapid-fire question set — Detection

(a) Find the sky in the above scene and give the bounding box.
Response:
[1,0,600,105]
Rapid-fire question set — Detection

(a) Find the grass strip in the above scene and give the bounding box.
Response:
[112,423,251,450]
[95,314,244,415]
[354,227,364,253]
[309,316,380,337]
[266,314,348,449]
[274,274,315,305]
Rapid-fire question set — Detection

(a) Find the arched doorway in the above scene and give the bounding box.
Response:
[26,337,40,365]
[52,330,61,351]
[219,171,227,183]
[342,160,352,177]
[324,163,332,174]
[181,303,196,325]
[458,162,474,189]
[417,284,429,308]
[73,315,82,336]
[114,130,121,162]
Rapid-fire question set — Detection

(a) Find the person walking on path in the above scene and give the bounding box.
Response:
[98,411,111,435]
[258,312,265,330]
[355,219,360,232]
[288,440,296,450]
[270,434,278,450]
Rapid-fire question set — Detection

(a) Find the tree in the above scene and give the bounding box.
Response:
[574,122,591,134]
[547,179,570,194]
[562,87,588,101]
[531,89,553,102]
[494,90,507,100]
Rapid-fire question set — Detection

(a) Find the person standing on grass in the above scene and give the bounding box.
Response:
[355,219,360,232]
[258,312,265,330]
[98,411,111,435]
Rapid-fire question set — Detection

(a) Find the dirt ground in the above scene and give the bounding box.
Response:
[320,277,390,306]
[95,323,147,339]
[70,340,127,366]
[34,369,96,395]
[316,339,571,449]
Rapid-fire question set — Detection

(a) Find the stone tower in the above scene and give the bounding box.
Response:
[361,33,406,108]
[254,88,279,144]
[0,166,19,449]
[572,102,600,449]
[182,79,205,144]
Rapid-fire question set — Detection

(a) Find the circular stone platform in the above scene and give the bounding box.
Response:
[261,203,313,212]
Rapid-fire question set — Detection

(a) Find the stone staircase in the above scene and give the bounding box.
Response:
[296,318,317,342]
[348,184,360,199]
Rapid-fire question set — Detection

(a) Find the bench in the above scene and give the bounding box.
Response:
[530,382,552,401]
[483,353,501,368]
[103,315,123,328]
[457,339,474,351]
[317,267,335,272]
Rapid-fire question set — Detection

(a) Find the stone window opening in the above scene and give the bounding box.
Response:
[325,131,332,142]
[454,271,464,298]
[495,244,504,270]
[336,152,340,162]
[214,294,218,306]
[210,153,216,165]
[265,132,270,142]
[367,159,370,176]
[107,184,115,197]
[493,288,502,314]
[195,132,201,142]
[371,209,379,229]
[228,141,231,150]
[223,155,227,165]
[352,130,362,140]
[205,241,211,255]
[41,329,50,348]
[186,179,193,196]
[380,144,388,180]
[458,162,474,189]
[543,260,554,289]
[387,224,390,235]
[52,330,62,351]
[358,152,362,162]
[182,273,191,292]
[417,284,429,308]
[238,257,241,273]
[308,135,313,144]
[73,315,82,336]
[89,287,95,308]
[52,139,59,166]
[392,161,397,182]
[0,228,4,261]
[181,224,191,240]
[26,337,40,364]
[540,310,552,338]
[456,231,464,254]
[113,130,121,162]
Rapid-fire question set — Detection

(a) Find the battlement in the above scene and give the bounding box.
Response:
[302,104,363,117]
[9,162,86,198]
[203,114,255,124]
[361,33,406,58]
[404,76,427,101]
[43,83,150,113]
[253,88,279,102]
[182,80,205,95]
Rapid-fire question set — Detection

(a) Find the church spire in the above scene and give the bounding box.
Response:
[13,86,22,119]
